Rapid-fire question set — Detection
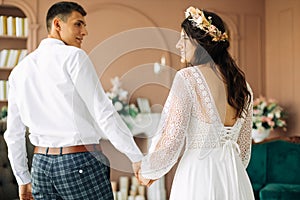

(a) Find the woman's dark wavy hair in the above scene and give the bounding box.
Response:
[182,10,251,118]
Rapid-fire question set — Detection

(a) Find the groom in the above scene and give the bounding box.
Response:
[4,1,142,199]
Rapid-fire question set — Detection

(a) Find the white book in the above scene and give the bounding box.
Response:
[7,16,16,36]
[6,80,9,99]
[0,50,7,67]
[18,49,28,63]
[3,81,7,100]
[6,49,18,67]
[0,81,4,100]
[15,17,24,37]
[0,49,10,67]
[24,18,28,37]
[0,16,7,35]
[14,50,21,66]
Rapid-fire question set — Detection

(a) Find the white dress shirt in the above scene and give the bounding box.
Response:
[4,38,143,185]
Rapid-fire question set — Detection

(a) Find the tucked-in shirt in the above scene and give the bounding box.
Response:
[4,38,143,185]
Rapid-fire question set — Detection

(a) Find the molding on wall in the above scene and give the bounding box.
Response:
[86,2,175,93]
[86,3,172,62]
[245,14,264,96]
[220,13,240,64]
[204,8,240,65]
[278,8,294,101]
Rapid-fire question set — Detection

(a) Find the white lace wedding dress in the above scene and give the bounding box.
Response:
[141,65,255,200]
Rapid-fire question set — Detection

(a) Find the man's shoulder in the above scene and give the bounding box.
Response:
[61,45,88,58]
[39,38,87,56]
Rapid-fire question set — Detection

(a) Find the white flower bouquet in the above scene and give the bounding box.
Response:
[252,96,287,131]
[106,77,139,118]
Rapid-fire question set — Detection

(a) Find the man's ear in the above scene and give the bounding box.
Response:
[53,17,61,31]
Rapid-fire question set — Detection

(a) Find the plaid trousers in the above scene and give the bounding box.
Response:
[31,151,113,200]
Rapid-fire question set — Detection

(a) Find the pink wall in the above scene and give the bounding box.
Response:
[265,0,300,137]
[5,0,300,197]
[1,0,267,197]
[3,0,266,107]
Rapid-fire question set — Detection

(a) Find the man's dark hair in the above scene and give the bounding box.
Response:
[46,1,87,32]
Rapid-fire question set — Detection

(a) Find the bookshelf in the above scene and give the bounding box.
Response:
[0,5,28,108]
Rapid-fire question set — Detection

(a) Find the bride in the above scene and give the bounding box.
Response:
[138,6,255,200]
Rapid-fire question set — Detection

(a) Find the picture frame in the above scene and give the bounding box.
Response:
[137,97,151,113]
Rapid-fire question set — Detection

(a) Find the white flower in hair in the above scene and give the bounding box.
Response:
[185,6,228,42]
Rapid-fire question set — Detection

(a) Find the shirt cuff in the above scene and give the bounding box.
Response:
[15,170,31,185]
[127,152,143,163]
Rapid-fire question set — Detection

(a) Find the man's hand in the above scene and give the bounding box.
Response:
[19,183,34,200]
[132,161,141,178]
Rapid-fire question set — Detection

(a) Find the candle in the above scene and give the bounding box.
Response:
[160,56,166,66]
[117,191,122,200]
[138,185,145,196]
[111,181,117,192]
[154,62,161,74]
[131,176,139,186]
[128,196,135,200]
[113,191,117,200]
[119,176,129,191]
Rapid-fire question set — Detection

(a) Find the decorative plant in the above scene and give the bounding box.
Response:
[252,96,287,131]
[0,106,7,120]
[106,77,139,118]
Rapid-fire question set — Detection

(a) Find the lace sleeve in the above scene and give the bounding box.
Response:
[141,71,193,179]
[237,83,253,168]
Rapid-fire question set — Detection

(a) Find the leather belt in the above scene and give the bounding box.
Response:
[34,144,102,155]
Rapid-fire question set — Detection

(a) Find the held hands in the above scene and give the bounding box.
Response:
[137,172,156,187]
[19,183,34,200]
[132,161,141,178]
[132,161,156,187]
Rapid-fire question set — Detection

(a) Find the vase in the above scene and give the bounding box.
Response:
[252,129,271,143]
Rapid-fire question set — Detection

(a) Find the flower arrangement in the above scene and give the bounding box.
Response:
[252,96,287,131]
[0,106,7,120]
[106,77,139,118]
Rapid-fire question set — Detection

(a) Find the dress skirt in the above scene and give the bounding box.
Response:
[169,148,255,200]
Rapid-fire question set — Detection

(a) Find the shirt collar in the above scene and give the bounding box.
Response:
[39,38,66,47]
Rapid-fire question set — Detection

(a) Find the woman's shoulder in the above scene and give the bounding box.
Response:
[174,67,200,90]
[177,66,196,78]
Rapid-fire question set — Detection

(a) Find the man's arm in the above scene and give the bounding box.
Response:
[66,50,143,162]
[4,75,31,185]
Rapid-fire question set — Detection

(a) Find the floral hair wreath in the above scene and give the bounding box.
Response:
[185,6,228,42]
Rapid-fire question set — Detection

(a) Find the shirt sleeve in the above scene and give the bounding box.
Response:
[237,83,253,168]
[4,76,31,185]
[66,50,143,162]
[140,71,193,179]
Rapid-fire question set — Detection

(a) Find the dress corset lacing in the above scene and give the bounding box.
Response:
[220,126,241,200]
[220,127,241,160]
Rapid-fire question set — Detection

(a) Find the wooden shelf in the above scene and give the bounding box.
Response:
[0,67,13,80]
[0,35,27,39]
[0,100,8,108]
[0,37,27,51]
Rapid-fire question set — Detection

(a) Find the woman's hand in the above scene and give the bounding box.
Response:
[137,169,156,187]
